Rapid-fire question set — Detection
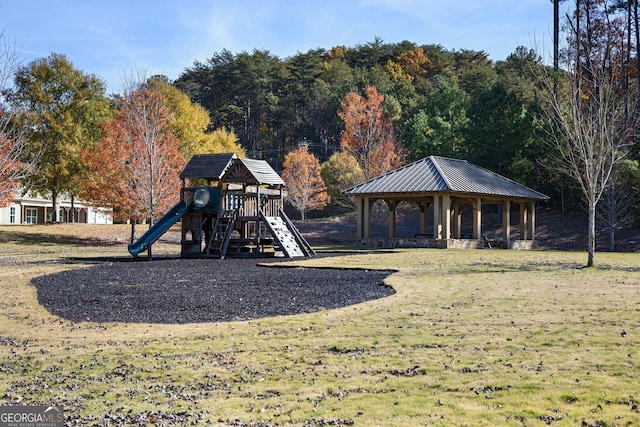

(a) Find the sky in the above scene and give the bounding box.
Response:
[1,0,570,94]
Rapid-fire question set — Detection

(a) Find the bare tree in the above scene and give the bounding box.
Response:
[0,28,37,207]
[597,161,637,251]
[116,73,184,223]
[542,52,630,266]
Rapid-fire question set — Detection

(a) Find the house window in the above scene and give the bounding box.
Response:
[9,207,15,224]
[25,208,37,224]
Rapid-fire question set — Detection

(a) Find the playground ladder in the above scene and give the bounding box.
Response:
[260,210,315,258]
[206,209,237,259]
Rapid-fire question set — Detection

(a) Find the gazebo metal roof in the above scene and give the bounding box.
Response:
[346,156,549,200]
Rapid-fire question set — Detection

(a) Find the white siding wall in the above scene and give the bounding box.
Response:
[0,192,112,225]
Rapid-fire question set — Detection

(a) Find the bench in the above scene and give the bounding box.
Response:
[483,235,500,248]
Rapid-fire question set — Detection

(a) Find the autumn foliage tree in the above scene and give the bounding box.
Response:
[282,146,329,220]
[0,132,23,206]
[320,151,364,209]
[0,29,33,207]
[81,83,184,241]
[338,85,404,179]
[11,53,110,221]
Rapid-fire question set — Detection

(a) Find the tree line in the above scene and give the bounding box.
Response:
[175,41,550,189]
[0,1,639,262]
[174,27,639,231]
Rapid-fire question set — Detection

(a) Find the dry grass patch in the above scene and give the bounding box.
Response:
[0,224,639,425]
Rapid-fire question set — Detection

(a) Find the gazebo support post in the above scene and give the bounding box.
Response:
[445,195,451,239]
[452,200,462,239]
[433,195,441,239]
[528,201,535,242]
[386,200,397,240]
[520,202,529,240]
[366,198,374,239]
[356,198,363,239]
[441,194,451,240]
[356,197,372,239]
[502,200,511,245]
[472,198,482,240]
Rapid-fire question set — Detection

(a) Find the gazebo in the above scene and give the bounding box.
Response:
[345,156,550,249]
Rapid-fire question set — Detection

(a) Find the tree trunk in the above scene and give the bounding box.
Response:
[635,0,640,158]
[587,200,596,267]
[130,220,136,244]
[609,229,615,252]
[560,178,565,219]
[51,190,58,223]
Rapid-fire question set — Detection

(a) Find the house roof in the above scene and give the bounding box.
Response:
[345,156,549,200]
[180,153,237,180]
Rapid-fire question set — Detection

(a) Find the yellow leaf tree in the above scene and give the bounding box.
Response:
[207,127,246,155]
[148,76,245,157]
[320,151,364,209]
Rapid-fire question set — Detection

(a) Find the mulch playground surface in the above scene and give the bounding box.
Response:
[33,256,395,324]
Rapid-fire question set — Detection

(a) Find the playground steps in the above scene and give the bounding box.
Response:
[206,209,237,259]
[260,210,315,258]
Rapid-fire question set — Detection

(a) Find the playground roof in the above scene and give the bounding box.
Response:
[346,156,549,200]
[224,158,285,186]
[180,153,236,180]
[180,153,285,187]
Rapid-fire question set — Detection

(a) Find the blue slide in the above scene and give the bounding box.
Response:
[128,201,191,257]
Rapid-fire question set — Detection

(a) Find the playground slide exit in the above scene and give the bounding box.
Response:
[128,201,191,257]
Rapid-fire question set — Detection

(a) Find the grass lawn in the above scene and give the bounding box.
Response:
[0,224,639,426]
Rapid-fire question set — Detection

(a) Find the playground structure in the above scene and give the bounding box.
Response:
[128,153,314,259]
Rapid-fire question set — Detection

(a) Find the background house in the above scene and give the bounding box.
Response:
[0,191,113,224]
